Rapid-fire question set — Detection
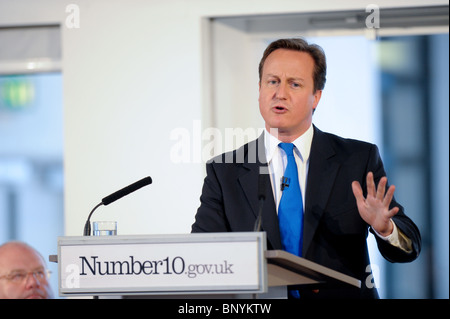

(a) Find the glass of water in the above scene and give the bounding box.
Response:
[92,221,117,236]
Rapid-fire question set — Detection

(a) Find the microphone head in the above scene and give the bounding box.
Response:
[101,176,152,206]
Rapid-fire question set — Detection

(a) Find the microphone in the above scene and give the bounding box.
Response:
[253,173,267,232]
[83,176,152,236]
[281,176,290,191]
[101,176,152,206]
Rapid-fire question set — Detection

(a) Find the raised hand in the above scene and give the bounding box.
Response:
[351,172,399,237]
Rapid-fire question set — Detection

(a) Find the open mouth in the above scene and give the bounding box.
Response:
[273,105,287,112]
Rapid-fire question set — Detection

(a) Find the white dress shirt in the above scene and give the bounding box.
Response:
[264,125,313,213]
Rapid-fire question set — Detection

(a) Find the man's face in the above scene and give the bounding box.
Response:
[259,49,322,141]
[0,244,53,299]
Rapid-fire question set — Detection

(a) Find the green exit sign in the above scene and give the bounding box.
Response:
[0,78,35,110]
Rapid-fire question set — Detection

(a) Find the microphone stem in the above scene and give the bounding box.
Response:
[83,202,103,236]
[253,197,264,232]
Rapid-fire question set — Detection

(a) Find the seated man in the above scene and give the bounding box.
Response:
[0,241,53,299]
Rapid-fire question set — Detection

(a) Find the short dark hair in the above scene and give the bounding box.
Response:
[258,38,327,92]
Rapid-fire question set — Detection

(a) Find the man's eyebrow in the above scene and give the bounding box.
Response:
[264,73,305,82]
[8,266,45,273]
[287,76,305,82]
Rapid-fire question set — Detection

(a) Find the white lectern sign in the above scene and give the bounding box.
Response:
[58,232,267,296]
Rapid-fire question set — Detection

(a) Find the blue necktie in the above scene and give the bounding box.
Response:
[278,143,304,257]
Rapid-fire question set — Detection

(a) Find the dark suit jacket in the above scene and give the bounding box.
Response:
[191,125,421,298]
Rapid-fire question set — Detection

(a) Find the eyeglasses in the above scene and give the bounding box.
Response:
[0,269,51,284]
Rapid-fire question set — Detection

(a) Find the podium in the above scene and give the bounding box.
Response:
[52,232,360,298]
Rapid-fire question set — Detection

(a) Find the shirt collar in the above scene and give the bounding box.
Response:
[264,125,314,163]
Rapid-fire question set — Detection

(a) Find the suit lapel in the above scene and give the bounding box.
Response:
[303,126,340,256]
[238,134,282,250]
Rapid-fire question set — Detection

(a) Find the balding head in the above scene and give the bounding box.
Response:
[0,241,53,299]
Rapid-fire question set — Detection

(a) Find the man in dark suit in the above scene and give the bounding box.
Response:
[191,38,421,298]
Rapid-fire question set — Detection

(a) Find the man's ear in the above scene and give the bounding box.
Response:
[312,89,322,112]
